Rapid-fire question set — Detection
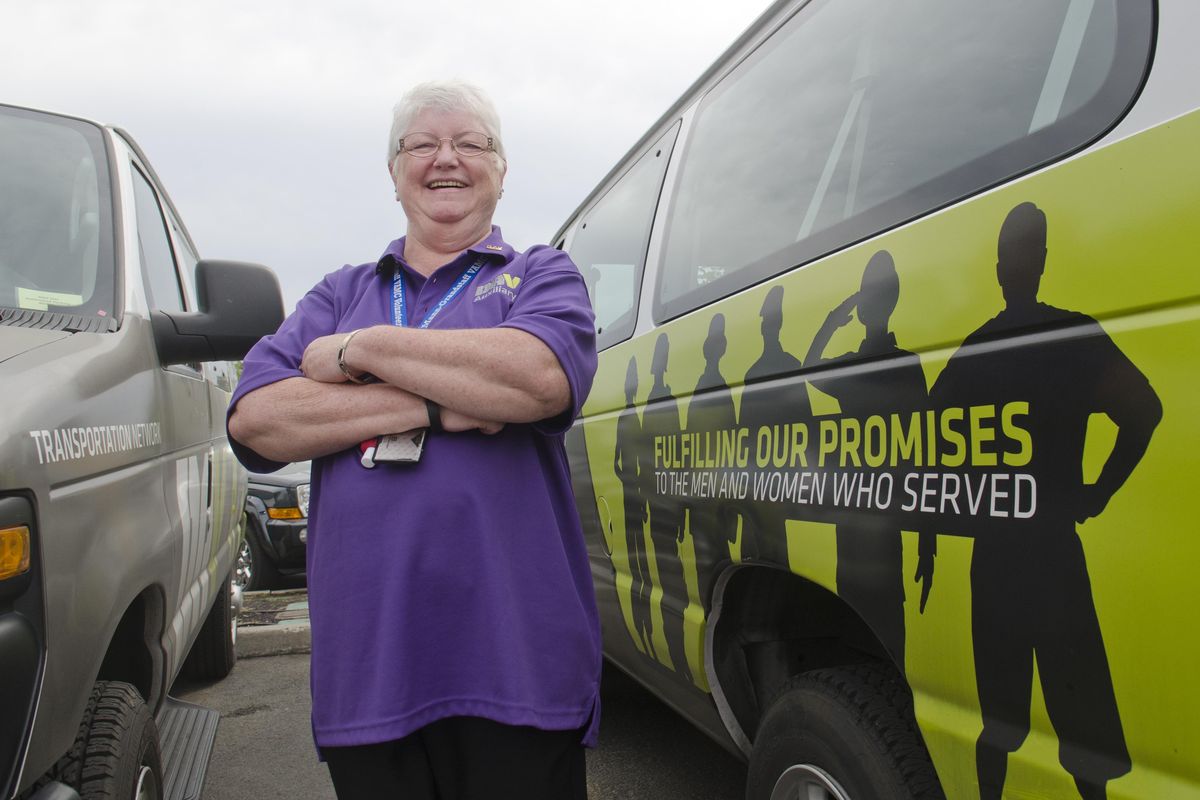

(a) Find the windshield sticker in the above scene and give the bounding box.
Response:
[28,422,162,465]
[16,288,85,311]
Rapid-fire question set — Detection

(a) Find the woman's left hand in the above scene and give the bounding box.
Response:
[301,333,351,383]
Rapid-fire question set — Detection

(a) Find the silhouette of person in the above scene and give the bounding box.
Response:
[642,333,692,682]
[739,285,813,565]
[928,202,1160,800]
[614,355,653,657]
[803,250,928,667]
[684,314,740,602]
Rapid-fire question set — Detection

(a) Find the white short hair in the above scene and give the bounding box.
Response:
[387,79,506,165]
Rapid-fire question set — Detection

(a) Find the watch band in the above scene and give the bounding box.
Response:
[337,329,372,384]
[426,399,443,433]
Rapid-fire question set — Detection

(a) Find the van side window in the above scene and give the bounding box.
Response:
[656,0,1150,320]
[131,166,185,313]
[569,124,680,350]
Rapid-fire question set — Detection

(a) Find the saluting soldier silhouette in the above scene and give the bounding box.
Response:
[739,285,813,565]
[614,355,654,657]
[803,250,928,667]
[927,202,1160,800]
[642,332,692,682]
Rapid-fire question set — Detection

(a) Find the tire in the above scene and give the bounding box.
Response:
[46,681,164,800]
[181,569,237,681]
[237,513,280,592]
[745,665,944,800]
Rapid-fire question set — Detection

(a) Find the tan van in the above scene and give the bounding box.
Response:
[0,103,283,800]
[557,1,1198,797]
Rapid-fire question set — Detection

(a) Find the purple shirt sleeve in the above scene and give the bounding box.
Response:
[496,245,598,435]
[226,268,344,473]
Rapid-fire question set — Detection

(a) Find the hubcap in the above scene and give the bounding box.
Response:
[235,536,253,590]
[230,578,243,646]
[770,764,851,800]
[134,764,160,800]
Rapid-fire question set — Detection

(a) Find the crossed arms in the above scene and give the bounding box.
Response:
[228,325,570,464]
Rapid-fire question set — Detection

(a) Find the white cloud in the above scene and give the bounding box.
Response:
[3,0,771,308]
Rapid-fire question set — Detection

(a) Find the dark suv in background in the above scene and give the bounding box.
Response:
[239,462,310,591]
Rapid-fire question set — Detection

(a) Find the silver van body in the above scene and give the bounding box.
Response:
[0,104,283,800]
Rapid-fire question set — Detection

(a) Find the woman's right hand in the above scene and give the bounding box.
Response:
[439,407,505,435]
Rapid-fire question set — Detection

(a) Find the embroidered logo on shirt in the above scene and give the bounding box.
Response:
[474,273,522,302]
[485,244,504,251]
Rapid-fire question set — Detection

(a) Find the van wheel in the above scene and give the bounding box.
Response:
[73,681,163,799]
[745,665,944,800]
[182,569,237,681]
[29,682,162,799]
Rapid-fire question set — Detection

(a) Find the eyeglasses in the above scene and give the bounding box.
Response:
[398,132,495,158]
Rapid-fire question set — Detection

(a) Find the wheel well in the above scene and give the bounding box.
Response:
[707,565,897,751]
[96,587,165,708]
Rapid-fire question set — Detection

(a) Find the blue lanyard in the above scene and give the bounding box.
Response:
[391,257,485,328]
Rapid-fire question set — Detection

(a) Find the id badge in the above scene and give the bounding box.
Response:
[360,429,425,467]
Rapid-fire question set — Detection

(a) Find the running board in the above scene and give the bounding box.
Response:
[158,697,220,800]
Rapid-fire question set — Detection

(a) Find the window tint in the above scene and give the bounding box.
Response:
[131,166,185,312]
[569,124,679,350]
[657,0,1151,320]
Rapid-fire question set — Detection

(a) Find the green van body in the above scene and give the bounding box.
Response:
[558,1,1198,797]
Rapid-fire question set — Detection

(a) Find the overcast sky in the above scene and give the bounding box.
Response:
[4,0,771,310]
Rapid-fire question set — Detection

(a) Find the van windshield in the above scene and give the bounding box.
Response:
[0,106,117,330]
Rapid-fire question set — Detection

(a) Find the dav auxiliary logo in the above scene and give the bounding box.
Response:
[474,272,522,302]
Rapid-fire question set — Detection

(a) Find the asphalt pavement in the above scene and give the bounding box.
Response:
[174,589,748,799]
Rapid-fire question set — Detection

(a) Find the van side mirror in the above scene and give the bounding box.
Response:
[152,260,285,365]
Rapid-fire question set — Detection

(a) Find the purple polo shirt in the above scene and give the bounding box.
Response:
[228,227,601,749]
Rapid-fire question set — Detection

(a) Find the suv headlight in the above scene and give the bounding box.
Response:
[296,484,310,518]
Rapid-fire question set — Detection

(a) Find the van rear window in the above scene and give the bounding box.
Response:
[656,0,1153,321]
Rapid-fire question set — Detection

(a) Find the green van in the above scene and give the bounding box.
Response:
[556,1,1197,798]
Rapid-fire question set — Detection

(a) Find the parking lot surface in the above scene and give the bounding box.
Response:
[175,591,746,799]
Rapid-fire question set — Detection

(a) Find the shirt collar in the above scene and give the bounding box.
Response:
[375,226,514,276]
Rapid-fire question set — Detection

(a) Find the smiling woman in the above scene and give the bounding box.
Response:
[225,79,600,800]
[387,91,508,274]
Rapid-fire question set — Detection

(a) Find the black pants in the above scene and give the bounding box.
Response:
[322,716,588,800]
